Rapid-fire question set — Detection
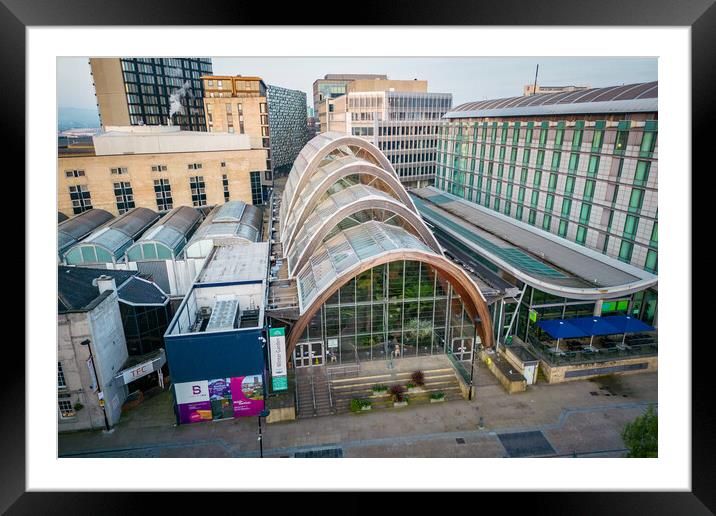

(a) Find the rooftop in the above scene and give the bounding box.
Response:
[411,187,656,299]
[90,126,254,156]
[58,266,167,313]
[446,81,657,119]
[196,242,269,285]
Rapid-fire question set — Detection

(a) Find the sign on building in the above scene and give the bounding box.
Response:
[268,327,288,391]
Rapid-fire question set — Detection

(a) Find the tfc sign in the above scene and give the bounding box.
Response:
[122,363,153,384]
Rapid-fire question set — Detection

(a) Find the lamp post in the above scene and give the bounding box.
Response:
[468,317,481,401]
[80,339,110,432]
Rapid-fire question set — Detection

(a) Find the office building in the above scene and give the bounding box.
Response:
[435,81,658,274]
[90,58,213,132]
[313,74,388,133]
[201,75,274,200]
[266,85,309,175]
[58,125,269,217]
[326,79,452,188]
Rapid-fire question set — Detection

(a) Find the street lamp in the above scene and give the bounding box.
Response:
[80,339,110,432]
[468,317,482,401]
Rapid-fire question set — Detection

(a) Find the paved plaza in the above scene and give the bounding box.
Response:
[58,366,657,459]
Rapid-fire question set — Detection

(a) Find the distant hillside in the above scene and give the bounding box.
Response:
[58,106,100,132]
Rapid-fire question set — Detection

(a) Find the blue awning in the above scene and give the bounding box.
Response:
[569,316,623,336]
[536,319,589,339]
[601,315,655,333]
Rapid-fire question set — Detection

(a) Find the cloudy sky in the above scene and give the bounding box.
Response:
[58,56,657,113]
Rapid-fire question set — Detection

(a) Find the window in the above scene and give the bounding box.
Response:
[187,163,203,170]
[189,176,206,207]
[68,185,92,214]
[114,182,135,214]
[558,219,568,237]
[650,221,658,247]
[110,167,128,175]
[640,121,657,157]
[634,161,651,186]
[579,203,592,224]
[58,399,75,419]
[628,188,645,213]
[576,225,587,245]
[542,214,552,231]
[58,362,66,388]
[65,169,85,178]
[222,174,230,202]
[623,215,639,240]
[618,240,634,263]
[151,164,167,172]
[528,209,537,225]
[645,249,658,273]
[154,179,173,211]
[250,171,263,205]
[583,180,596,201]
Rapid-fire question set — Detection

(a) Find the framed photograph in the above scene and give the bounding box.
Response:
[12,0,711,512]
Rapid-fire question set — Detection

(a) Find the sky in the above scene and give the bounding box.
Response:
[58,56,657,114]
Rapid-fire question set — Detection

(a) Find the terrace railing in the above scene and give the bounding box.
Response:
[524,333,658,366]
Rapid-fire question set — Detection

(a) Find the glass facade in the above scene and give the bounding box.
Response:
[120,303,173,356]
[118,57,212,131]
[296,260,477,365]
[266,85,309,174]
[435,117,658,273]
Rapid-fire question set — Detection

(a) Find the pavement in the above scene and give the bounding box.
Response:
[58,366,657,458]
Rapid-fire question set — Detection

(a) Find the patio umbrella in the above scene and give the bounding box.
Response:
[602,315,656,347]
[536,319,588,351]
[570,316,622,350]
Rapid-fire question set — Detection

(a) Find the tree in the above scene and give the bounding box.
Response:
[621,405,658,458]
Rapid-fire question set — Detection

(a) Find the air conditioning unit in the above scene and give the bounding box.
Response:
[199,306,212,318]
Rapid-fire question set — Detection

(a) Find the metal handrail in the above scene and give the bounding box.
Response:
[327,371,333,411]
[310,374,316,414]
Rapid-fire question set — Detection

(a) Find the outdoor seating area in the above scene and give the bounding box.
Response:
[526,315,657,366]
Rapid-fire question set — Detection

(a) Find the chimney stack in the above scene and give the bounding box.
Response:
[93,275,116,294]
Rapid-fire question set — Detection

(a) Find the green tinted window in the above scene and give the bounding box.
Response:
[564,176,575,195]
[548,173,558,192]
[579,203,592,224]
[576,225,587,245]
[542,214,552,231]
[645,249,657,273]
[81,246,97,263]
[545,194,554,211]
[568,153,579,172]
[583,180,596,200]
[157,244,173,260]
[142,243,157,260]
[634,161,650,186]
[587,156,600,176]
[561,198,572,217]
[127,245,143,261]
[650,221,658,247]
[536,150,545,169]
[618,240,634,263]
[96,247,113,263]
[623,215,639,239]
[558,219,568,237]
[628,189,644,213]
[528,209,537,225]
[551,152,561,170]
[516,205,524,219]
[533,170,542,187]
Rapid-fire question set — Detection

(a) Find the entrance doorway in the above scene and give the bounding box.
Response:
[451,337,473,362]
[294,341,324,368]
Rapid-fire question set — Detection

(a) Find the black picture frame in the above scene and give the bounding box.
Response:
[8,0,711,513]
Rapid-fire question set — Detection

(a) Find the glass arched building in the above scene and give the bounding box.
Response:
[280,132,494,366]
[183,201,263,259]
[125,206,203,261]
[64,207,160,265]
[58,208,114,261]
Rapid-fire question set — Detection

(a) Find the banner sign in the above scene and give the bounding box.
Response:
[118,350,166,385]
[175,380,212,424]
[86,357,98,392]
[268,328,288,391]
[229,375,265,417]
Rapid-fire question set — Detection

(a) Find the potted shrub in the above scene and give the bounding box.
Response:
[73,402,84,411]
[429,391,445,403]
[411,370,426,387]
[389,385,408,407]
[372,384,388,395]
[350,398,372,412]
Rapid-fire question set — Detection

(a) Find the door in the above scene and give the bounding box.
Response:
[294,341,324,368]
[451,337,473,362]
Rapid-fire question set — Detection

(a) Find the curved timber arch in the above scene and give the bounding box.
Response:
[286,250,495,361]
[287,198,443,276]
[282,134,396,220]
[282,161,418,248]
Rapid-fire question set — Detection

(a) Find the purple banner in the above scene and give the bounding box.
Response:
[208,378,231,399]
[178,401,212,424]
[230,375,264,417]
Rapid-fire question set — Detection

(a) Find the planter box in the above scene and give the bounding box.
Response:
[393,401,408,408]
[407,387,423,394]
[360,405,372,411]
[430,397,445,403]
[371,391,388,397]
